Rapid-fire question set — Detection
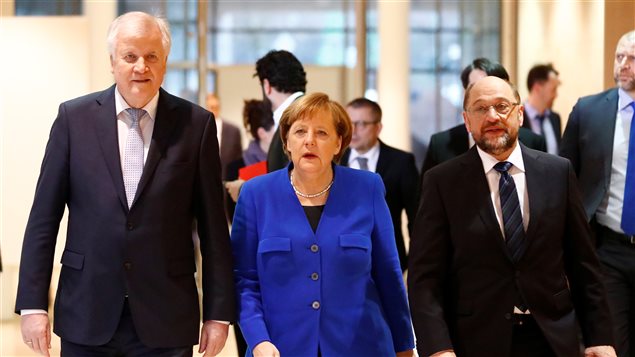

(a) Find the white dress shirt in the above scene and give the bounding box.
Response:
[347,141,381,172]
[596,88,635,233]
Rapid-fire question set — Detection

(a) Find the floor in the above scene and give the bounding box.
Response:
[0,318,240,357]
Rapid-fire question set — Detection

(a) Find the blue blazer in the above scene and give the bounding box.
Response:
[231,164,414,356]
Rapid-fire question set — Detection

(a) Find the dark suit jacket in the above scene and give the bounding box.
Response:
[560,88,619,221]
[15,86,235,347]
[421,124,547,176]
[220,120,243,179]
[341,141,419,271]
[522,108,562,146]
[408,144,613,357]
[267,126,288,172]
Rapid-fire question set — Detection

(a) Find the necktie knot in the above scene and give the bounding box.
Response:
[493,161,513,174]
[126,108,145,126]
[535,113,545,123]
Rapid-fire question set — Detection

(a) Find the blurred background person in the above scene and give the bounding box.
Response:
[523,64,562,155]
[206,92,243,179]
[560,29,635,357]
[421,58,546,177]
[231,93,414,356]
[341,98,418,272]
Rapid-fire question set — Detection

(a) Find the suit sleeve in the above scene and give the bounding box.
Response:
[408,170,454,356]
[562,161,614,346]
[559,101,581,174]
[370,175,415,352]
[15,103,70,313]
[230,182,271,347]
[196,114,236,322]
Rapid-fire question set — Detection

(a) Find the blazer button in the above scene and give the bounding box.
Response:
[310,244,319,253]
[311,301,320,310]
[504,312,511,320]
[124,262,132,270]
[311,272,319,281]
[127,222,134,231]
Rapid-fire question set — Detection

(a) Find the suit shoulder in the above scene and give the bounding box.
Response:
[576,88,617,107]
[160,89,211,118]
[379,142,415,160]
[523,146,570,167]
[62,86,115,108]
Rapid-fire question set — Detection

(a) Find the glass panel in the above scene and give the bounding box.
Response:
[410,32,436,71]
[15,0,82,16]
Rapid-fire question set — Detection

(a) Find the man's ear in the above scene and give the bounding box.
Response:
[263,79,272,96]
[462,111,472,133]
[517,105,524,126]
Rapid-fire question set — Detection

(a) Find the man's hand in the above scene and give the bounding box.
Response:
[252,341,280,357]
[198,321,229,356]
[585,345,617,357]
[21,313,51,356]
[225,179,245,202]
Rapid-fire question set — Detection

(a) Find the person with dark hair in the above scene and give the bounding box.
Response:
[410,76,615,357]
[421,58,546,177]
[225,50,307,201]
[341,97,418,272]
[15,11,234,356]
[560,30,635,357]
[241,99,275,166]
[231,92,415,356]
[523,63,562,154]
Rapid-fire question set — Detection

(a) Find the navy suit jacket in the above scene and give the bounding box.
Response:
[15,86,235,347]
[341,141,419,271]
[231,164,414,356]
[560,88,619,221]
[409,144,613,357]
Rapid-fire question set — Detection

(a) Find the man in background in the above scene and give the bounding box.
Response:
[523,64,562,154]
[560,30,635,357]
[16,11,234,356]
[342,98,419,272]
[206,93,242,179]
[421,58,546,177]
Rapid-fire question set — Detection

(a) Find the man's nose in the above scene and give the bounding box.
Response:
[134,58,148,73]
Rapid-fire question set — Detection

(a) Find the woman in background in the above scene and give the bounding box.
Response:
[231,92,414,356]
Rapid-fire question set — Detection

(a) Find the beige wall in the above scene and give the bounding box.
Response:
[1,17,92,318]
[516,1,605,133]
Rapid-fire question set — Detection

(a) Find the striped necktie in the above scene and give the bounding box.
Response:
[494,161,526,262]
[123,108,145,208]
[622,102,635,235]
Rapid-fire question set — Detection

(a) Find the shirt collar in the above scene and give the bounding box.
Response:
[523,101,550,119]
[476,140,525,175]
[114,86,159,121]
[273,91,304,127]
[348,141,380,163]
[617,87,635,112]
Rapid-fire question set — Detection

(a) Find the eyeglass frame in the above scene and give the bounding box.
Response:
[466,101,521,120]
[351,120,380,129]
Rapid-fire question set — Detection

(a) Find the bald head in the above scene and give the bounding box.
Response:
[463,76,520,111]
[614,30,635,93]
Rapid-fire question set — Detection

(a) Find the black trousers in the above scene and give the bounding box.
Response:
[61,300,192,357]
[509,314,556,357]
[597,226,635,357]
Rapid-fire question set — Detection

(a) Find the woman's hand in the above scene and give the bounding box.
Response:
[396,349,415,357]
[253,341,280,357]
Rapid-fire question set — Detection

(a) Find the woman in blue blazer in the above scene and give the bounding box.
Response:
[231,93,414,356]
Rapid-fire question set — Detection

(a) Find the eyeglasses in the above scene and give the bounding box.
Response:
[616,53,635,66]
[468,102,520,119]
[352,120,379,129]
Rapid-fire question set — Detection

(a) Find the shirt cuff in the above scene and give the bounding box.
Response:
[21,309,48,316]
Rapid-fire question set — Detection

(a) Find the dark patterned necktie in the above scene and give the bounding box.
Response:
[494,161,526,262]
[535,114,546,135]
[622,102,635,235]
[123,108,145,208]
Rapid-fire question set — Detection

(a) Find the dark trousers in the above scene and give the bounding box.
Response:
[510,314,556,357]
[61,300,192,357]
[597,226,635,357]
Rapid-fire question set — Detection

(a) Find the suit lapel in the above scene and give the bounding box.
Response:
[521,145,545,255]
[462,148,512,261]
[94,86,129,212]
[133,89,179,208]
[340,148,351,167]
[596,90,619,187]
[375,141,388,175]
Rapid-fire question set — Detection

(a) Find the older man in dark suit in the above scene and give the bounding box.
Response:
[16,12,235,356]
[409,76,615,357]
[561,29,635,357]
[341,98,419,272]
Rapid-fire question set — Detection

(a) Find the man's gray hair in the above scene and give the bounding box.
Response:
[106,11,171,57]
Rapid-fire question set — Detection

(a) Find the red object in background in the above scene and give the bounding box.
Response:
[238,161,267,181]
